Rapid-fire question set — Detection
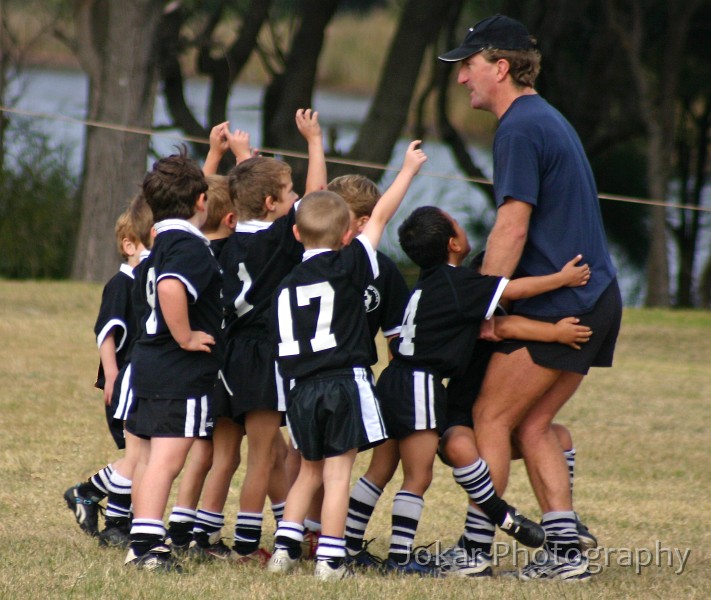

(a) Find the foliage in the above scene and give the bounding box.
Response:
[0,118,78,279]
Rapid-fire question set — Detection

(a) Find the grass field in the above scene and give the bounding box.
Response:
[1,280,710,599]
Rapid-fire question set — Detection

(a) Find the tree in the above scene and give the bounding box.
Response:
[60,0,164,282]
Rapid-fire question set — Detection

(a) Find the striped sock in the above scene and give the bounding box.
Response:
[388,491,424,563]
[542,511,580,559]
[275,521,304,559]
[129,518,165,556]
[167,507,197,546]
[345,477,383,553]
[105,470,132,522]
[271,501,286,526]
[316,535,346,566]
[193,509,224,537]
[564,448,576,495]
[460,504,495,554]
[452,459,508,525]
[80,464,113,499]
[233,512,263,555]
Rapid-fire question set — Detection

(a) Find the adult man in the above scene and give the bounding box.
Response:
[439,14,622,580]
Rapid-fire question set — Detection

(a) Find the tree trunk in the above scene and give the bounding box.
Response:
[71,0,163,282]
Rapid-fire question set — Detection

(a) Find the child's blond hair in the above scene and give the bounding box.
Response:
[295,191,351,249]
[228,156,291,220]
[114,210,135,260]
[203,174,235,233]
[128,193,154,250]
[327,174,381,218]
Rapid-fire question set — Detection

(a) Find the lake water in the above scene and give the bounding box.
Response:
[9,67,645,303]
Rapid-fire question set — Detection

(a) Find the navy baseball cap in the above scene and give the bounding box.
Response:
[438,14,536,62]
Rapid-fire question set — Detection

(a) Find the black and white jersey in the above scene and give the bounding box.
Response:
[94,264,136,390]
[390,265,508,379]
[220,208,303,338]
[362,252,409,364]
[209,236,229,261]
[131,219,224,399]
[274,235,379,381]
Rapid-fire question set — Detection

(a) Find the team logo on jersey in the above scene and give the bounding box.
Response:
[363,285,381,313]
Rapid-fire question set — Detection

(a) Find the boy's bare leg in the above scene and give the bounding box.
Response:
[320,450,358,538]
[200,417,243,512]
[234,410,284,555]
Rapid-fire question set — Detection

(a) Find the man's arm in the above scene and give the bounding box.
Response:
[157,279,215,352]
[481,198,532,277]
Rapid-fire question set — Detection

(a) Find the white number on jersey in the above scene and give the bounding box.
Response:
[145,267,158,335]
[233,262,255,317]
[398,289,422,356]
[277,282,338,356]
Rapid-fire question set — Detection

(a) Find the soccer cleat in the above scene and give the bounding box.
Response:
[314,559,354,581]
[267,548,300,574]
[575,514,598,551]
[499,508,546,548]
[439,546,493,578]
[124,544,182,572]
[189,530,236,561]
[345,539,384,569]
[382,555,441,577]
[64,485,102,537]
[98,519,131,549]
[301,529,319,560]
[518,549,590,581]
[233,547,272,566]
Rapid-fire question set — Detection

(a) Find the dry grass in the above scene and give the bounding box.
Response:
[1,280,710,598]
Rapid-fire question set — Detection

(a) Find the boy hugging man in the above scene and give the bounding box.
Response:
[374,206,592,576]
[124,148,224,571]
[267,141,427,581]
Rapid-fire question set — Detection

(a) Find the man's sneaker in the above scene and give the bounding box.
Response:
[98,519,130,549]
[518,549,590,581]
[314,559,354,581]
[267,548,300,574]
[382,555,441,577]
[301,529,319,560]
[575,514,598,551]
[124,544,182,573]
[439,546,493,578]
[64,485,102,537]
[499,508,546,548]
[189,530,236,561]
[234,547,272,566]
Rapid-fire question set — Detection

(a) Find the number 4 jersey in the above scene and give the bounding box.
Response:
[273,235,379,381]
[391,264,508,379]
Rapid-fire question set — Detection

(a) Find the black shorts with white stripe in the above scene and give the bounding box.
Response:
[216,335,288,420]
[286,367,387,461]
[376,361,446,440]
[127,395,214,439]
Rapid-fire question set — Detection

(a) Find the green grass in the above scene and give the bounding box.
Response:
[1,280,710,598]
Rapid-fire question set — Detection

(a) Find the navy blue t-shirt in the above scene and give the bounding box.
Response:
[494,94,616,316]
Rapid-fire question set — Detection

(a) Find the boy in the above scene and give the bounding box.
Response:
[124,148,223,571]
[375,206,591,575]
[64,201,149,538]
[291,174,411,562]
[189,109,324,562]
[266,140,427,581]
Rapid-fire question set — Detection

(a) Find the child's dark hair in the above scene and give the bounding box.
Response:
[398,206,455,269]
[142,146,207,222]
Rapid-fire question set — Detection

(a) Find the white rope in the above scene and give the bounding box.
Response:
[1,104,708,213]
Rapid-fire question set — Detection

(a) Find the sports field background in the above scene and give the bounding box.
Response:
[1,280,709,598]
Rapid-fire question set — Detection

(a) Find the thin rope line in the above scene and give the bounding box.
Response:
[2,104,708,213]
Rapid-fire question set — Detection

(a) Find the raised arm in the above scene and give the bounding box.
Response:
[502,255,590,301]
[228,128,254,164]
[481,198,532,277]
[362,141,427,249]
[203,121,231,175]
[295,108,327,194]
